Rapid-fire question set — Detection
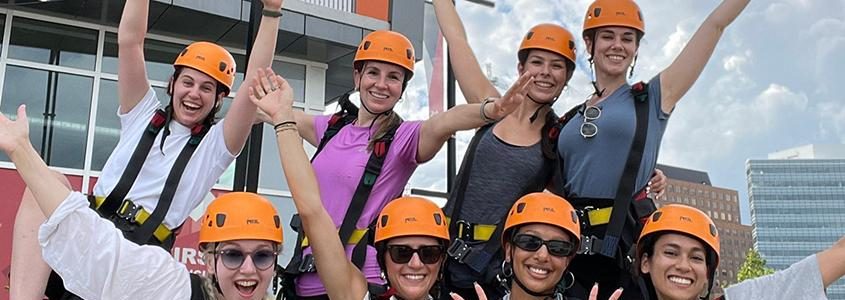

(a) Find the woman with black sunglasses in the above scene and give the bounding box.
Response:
[452,192,622,300]
[252,69,450,300]
[0,105,286,299]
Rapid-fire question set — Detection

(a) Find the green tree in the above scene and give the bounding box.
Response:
[736,248,775,283]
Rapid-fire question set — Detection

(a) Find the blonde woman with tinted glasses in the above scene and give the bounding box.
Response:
[251,69,452,300]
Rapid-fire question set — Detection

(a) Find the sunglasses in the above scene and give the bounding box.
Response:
[386,245,445,264]
[512,234,577,257]
[216,249,278,270]
[580,105,601,138]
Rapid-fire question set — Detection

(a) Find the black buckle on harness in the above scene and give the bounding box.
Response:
[297,254,316,273]
[578,235,602,255]
[116,200,142,222]
[575,206,594,231]
[447,238,472,263]
[455,220,474,241]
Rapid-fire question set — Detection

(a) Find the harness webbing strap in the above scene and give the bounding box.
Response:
[97,109,167,214]
[189,273,206,300]
[132,124,208,244]
[599,81,651,258]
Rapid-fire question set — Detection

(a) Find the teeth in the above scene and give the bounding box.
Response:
[668,276,692,285]
[535,82,553,88]
[403,274,425,280]
[236,280,257,287]
[608,55,624,62]
[183,102,201,110]
[369,91,389,99]
[528,266,549,275]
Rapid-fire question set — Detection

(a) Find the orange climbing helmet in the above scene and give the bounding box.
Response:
[583,0,645,34]
[199,192,283,245]
[638,204,720,298]
[374,196,449,244]
[353,30,415,79]
[502,192,581,251]
[173,41,237,94]
[518,23,577,66]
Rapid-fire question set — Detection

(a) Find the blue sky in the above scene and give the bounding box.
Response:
[389,0,845,224]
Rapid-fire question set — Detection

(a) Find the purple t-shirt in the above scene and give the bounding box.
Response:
[295,115,422,296]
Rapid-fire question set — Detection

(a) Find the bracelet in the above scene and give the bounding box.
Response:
[480,97,498,123]
[273,120,296,131]
[274,124,297,134]
[262,9,283,18]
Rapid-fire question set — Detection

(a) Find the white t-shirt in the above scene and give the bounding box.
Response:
[93,87,236,229]
[724,254,826,300]
[39,192,193,299]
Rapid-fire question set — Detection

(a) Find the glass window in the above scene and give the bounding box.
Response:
[272,61,306,103]
[91,79,167,171]
[0,66,93,169]
[257,114,316,191]
[9,17,98,70]
[102,33,186,82]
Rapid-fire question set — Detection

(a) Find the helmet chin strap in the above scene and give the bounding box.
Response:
[512,267,556,299]
[527,94,558,124]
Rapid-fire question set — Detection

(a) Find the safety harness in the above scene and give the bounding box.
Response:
[445,108,563,287]
[91,108,209,248]
[282,95,398,298]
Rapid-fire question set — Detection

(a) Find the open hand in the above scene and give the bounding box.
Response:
[0,105,31,156]
[248,68,295,124]
[648,168,667,200]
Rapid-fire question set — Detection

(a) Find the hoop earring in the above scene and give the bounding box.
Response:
[501,260,513,278]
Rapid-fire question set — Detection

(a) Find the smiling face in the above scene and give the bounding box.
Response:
[206,240,278,300]
[640,233,709,300]
[169,67,222,127]
[383,236,443,300]
[585,26,640,78]
[505,224,573,295]
[353,61,406,115]
[518,49,571,103]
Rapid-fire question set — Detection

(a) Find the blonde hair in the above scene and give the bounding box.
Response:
[199,243,279,300]
[368,110,403,150]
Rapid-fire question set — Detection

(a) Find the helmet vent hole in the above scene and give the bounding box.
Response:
[363,41,371,50]
[179,49,188,57]
[215,214,226,227]
[516,203,526,213]
[380,215,389,227]
[569,40,576,50]
[406,49,413,60]
[593,8,602,17]
[219,62,227,72]
[709,224,718,237]
[526,32,535,40]
[274,215,281,228]
[651,211,662,222]
[433,213,442,225]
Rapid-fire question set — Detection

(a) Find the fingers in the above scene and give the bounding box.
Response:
[608,288,624,300]
[473,282,488,300]
[17,104,27,124]
[251,77,267,101]
[589,283,599,300]
[449,293,465,300]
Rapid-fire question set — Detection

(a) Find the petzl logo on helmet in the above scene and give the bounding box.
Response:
[247,219,260,225]
[383,46,394,52]
[404,217,417,223]
[543,207,556,213]
[680,216,692,223]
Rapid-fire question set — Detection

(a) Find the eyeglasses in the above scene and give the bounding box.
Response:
[512,234,577,257]
[580,105,601,138]
[386,245,445,264]
[216,249,278,270]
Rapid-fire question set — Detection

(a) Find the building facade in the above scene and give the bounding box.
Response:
[0,1,424,298]
[747,144,845,299]
[656,164,753,295]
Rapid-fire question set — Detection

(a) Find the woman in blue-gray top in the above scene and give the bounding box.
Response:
[556,0,750,299]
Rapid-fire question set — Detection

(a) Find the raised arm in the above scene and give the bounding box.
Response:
[417,72,531,162]
[249,72,368,300]
[658,0,750,113]
[433,0,501,103]
[117,0,152,114]
[223,0,284,153]
[817,236,845,287]
[0,106,69,216]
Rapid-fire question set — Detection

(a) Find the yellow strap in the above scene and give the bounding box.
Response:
[301,228,369,248]
[587,207,613,226]
[111,198,173,243]
[446,217,497,242]
[93,195,106,209]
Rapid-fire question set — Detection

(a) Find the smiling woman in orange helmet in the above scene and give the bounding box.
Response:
[253,29,532,298]
[638,205,845,300]
[0,106,286,299]
[9,0,285,298]
[431,1,668,299]
[555,1,750,298]
[251,71,450,300]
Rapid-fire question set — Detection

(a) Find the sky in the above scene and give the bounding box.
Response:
[383,0,845,225]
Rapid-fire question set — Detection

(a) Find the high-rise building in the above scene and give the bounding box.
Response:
[747,144,845,299]
[656,164,753,295]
